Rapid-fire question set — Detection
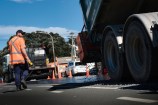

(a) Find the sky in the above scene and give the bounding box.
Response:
[0,0,83,50]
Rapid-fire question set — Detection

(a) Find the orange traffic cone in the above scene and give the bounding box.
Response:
[58,72,62,79]
[86,66,90,77]
[52,70,56,79]
[68,70,72,78]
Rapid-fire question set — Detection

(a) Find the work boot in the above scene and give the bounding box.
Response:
[16,85,22,91]
[21,79,27,89]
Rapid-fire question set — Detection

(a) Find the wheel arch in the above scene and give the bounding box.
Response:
[123,12,158,47]
[101,25,123,55]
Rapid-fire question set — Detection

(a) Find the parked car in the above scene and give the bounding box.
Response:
[65,61,87,76]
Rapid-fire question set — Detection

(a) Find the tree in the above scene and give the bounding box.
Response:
[0,31,71,62]
[24,31,71,61]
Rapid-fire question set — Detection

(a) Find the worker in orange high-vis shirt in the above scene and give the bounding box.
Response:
[8,30,33,91]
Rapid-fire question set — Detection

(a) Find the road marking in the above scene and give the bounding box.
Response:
[25,89,32,91]
[51,91,64,93]
[80,86,118,90]
[4,86,14,87]
[36,85,53,88]
[117,97,158,103]
[30,79,38,81]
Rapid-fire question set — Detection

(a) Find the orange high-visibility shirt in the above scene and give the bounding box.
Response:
[9,36,28,65]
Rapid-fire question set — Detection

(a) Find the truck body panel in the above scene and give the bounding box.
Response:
[2,54,10,73]
[76,32,101,63]
[80,0,158,34]
[79,0,158,82]
[26,48,47,68]
[2,48,52,82]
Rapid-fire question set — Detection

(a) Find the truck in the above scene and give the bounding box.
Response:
[2,54,14,83]
[2,48,53,82]
[26,48,53,80]
[77,0,158,82]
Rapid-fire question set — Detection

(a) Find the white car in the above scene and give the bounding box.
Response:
[65,61,87,76]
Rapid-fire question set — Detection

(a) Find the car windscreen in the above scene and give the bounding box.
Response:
[75,62,86,66]
[69,62,74,66]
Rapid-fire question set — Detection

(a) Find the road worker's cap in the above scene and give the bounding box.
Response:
[16,30,26,35]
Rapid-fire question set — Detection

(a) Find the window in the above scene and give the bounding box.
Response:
[75,62,86,66]
[68,62,73,66]
[75,62,81,66]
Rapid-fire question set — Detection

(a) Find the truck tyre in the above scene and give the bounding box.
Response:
[125,21,152,82]
[103,31,123,81]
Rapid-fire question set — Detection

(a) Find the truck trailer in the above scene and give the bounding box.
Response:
[2,48,52,82]
[78,0,158,82]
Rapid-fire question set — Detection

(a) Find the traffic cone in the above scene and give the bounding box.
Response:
[68,70,72,78]
[103,68,110,80]
[58,72,62,79]
[86,66,90,77]
[47,76,51,80]
[103,68,108,75]
[52,70,56,79]
[0,78,3,84]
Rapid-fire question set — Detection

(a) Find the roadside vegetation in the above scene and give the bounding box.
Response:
[0,31,72,74]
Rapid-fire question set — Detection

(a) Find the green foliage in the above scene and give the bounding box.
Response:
[24,31,71,61]
[0,31,71,62]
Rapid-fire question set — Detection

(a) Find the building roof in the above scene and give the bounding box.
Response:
[56,57,80,64]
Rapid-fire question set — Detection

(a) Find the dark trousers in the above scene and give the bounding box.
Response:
[13,64,28,86]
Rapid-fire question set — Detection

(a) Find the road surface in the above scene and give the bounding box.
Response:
[0,75,158,105]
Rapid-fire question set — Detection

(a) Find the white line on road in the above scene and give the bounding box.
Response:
[80,86,118,90]
[25,89,32,91]
[36,84,60,88]
[50,91,64,93]
[36,85,53,88]
[4,86,14,87]
[117,97,158,104]
[30,79,38,81]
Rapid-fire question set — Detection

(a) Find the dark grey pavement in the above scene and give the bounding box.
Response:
[0,75,158,105]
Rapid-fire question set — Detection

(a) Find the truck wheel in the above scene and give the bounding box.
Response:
[125,21,152,82]
[103,31,123,81]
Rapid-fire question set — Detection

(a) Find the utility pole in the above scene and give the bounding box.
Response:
[69,32,76,61]
[38,32,57,75]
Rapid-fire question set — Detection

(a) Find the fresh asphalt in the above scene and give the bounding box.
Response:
[0,75,158,105]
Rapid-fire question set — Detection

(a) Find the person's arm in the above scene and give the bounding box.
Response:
[20,38,33,65]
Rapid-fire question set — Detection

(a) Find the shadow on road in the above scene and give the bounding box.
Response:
[47,81,102,91]
[2,89,24,93]
[121,83,158,94]
[47,79,130,91]
[48,79,158,95]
